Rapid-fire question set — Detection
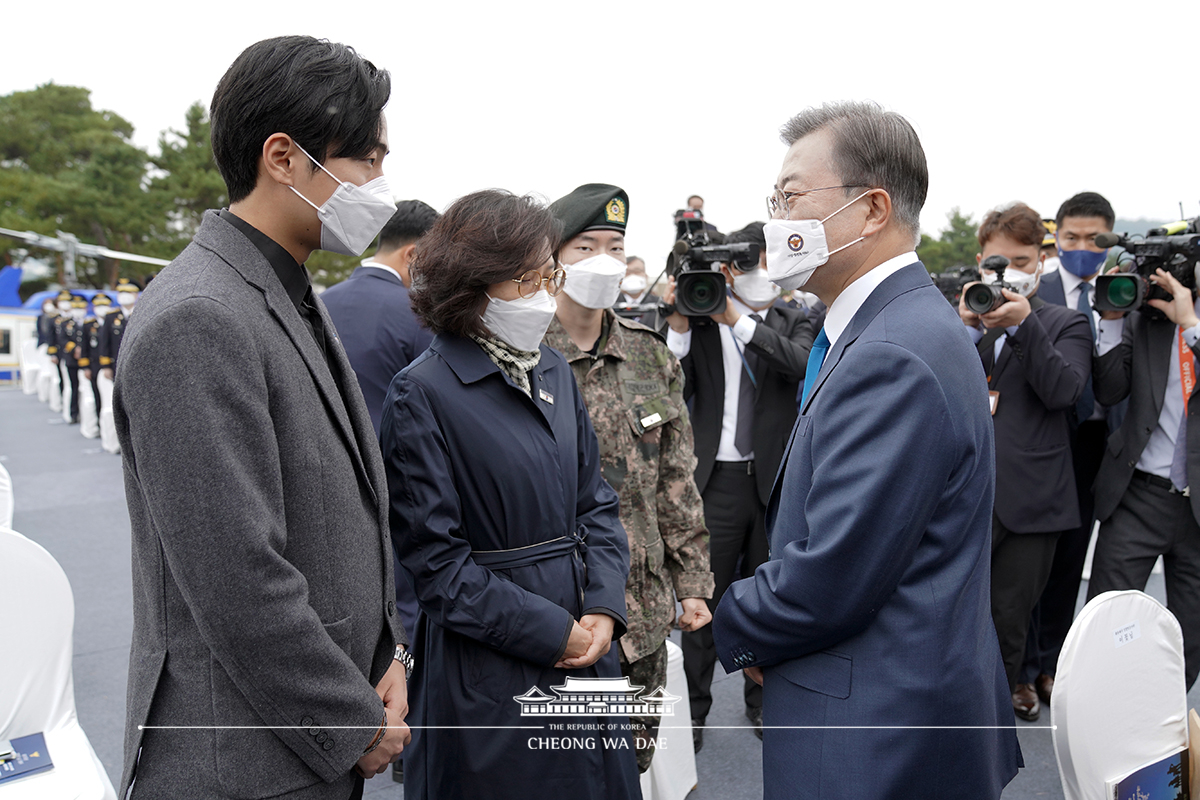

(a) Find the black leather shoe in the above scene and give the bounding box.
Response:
[1012,683,1040,722]
[391,759,403,784]
[746,706,763,740]
[692,718,704,753]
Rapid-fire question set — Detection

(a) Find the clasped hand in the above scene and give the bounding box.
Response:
[355,659,411,778]
[556,613,615,669]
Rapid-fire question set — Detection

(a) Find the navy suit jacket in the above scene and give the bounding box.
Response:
[713,263,1020,799]
[321,266,433,437]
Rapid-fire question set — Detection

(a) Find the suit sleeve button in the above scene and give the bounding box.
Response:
[387,600,396,615]
[316,733,328,743]
[301,716,314,727]
[309,726,320,736]
[323,740,335,751]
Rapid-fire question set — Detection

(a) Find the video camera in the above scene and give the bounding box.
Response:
[666,209,759,317]
[961,255,1018,314]
[930,264,982,307]
[1093,218,1200,315]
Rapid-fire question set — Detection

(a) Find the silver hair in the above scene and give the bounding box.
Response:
[780,101,928,243]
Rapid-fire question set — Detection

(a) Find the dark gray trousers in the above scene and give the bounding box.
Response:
[1087,474,1200,689]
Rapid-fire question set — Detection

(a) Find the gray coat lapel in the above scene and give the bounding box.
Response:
[193,212,377,505]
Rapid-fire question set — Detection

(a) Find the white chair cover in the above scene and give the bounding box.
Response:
[45,361,62,412]
[59,364,72,423]
[0,530,116,799]
[19,339,39,395]
[1052,589,1188,800]
[0,463,12,531]
[78,379,99,440]
[639,639,698,800]
[35,346,54,404]
[96,374,119,455]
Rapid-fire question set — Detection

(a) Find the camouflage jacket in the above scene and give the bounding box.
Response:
[545,310,713,662]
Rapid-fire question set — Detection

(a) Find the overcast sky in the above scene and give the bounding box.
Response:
[6,0,1200,268]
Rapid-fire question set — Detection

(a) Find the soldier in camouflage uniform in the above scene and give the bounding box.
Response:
[544,184,713,772]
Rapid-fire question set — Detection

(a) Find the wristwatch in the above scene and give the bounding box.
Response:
[393,645,415,679]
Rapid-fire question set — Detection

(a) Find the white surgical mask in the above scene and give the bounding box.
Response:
[731,267,781,308]
[117,292,137,309]
[481,290,557,352]
[1042,256,1060,274]
[58,301,72,313]
[94,305,110,318]
[982,261,1042,298]
[70,308,86,322]
[289,143,396,256]
[562,254,626,309]
[764,189,873,290]
[620,274,648,297]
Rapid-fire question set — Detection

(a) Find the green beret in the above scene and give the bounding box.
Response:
[549,183,629,244]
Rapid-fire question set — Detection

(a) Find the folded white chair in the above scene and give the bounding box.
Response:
[1052,589,1187,800]
[78,381,99,440]
[0,530,117,799]
[59,364,72,423]
[639,639,698,800]
[46,362,62,412]
[0,463,12,531]
[19,340,39,395]
[96,374,119,455]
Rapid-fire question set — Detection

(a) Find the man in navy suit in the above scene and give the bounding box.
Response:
[958,203,1092,722]
[712,101,1020,798]
[322,199,438,437]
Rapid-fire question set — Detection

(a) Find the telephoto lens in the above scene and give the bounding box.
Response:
[676,269,727,316]
[963,255,1010,314]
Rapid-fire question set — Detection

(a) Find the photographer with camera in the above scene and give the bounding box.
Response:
[662,221,814,748]
[1087,223,1200,689]
[958,202,1093,721]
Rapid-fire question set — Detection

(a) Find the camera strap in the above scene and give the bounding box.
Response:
[1179,328,1196,407]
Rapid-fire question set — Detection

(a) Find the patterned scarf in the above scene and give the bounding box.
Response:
[470,334,541,398]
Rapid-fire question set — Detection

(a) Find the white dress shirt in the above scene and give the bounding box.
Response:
[666,295,765,462]
[360,258,403,283]
[1097,300,1200,479]
[823,251,917,347]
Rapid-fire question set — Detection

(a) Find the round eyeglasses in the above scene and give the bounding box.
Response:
[766,185,868,219]
[511,267,567,299]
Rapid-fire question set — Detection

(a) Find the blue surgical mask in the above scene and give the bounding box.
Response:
[1056,244,1108,279]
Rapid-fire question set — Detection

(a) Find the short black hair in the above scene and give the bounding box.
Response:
[377,200,440,251]
[210,36,391,203]
[1055,191,1115,230]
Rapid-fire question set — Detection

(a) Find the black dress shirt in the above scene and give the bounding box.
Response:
[219,209,328,365]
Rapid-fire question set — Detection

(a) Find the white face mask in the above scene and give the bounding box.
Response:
[94,305,110,318]
[620,274,648,297]
[480,290,558,352]
[562,253,626,309]
[58,301,72,313]
[117,292,137,309]
[731,267,781,308]
[70,307,86,322]
[289,143,396,256]
[1041,256,1060,273]
[764,189,873,290]
[982,261,1042,298]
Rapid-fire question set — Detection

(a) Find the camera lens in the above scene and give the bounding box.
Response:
[1105,276,1139,309]
[963,283,1000,315]
[677,272,727,316]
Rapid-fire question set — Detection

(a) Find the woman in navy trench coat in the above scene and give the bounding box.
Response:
[380,191,641,799]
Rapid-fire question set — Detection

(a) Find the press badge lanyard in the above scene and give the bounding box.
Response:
[1180,328,1196,407]
[730,330,758,389]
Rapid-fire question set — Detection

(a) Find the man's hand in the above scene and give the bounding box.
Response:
[662,277,690,334]
[101,368,114,381]
[374,659,408,722]
[555,620,593,668]
[557,614,614,669]
[957,285,982,328]
[677,598,712,632]
[709,303,741,328]
[980,288,1031,329]
[1149,268,1200,330]
[744,666,764,686]
[82,368,92,381]
[50,356,58,365]
[354,705,410,779]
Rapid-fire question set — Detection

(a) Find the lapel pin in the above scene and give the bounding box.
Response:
[539,389,554,404]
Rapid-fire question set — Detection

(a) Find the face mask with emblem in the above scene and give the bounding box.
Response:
[982,260,1042,298]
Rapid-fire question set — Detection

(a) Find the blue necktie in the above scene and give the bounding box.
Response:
[1076,284,1096,421]
[800,328,830,408]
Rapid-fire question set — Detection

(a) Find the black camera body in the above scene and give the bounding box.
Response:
[930,265,981,306]
[1093,218,1200,315]
[667,210,759,317]
[962,255,1015,315]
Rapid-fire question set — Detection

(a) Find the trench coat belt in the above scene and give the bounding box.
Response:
[473,527,589,609]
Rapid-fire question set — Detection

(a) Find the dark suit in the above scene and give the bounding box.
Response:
[979,297,1093,689]
[713,263,1020,799]
[1088,309,1200,687]
[321,265,433,437]
[679,303,814,721]
[1023,270,1124,685]
[114,211,405,799]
